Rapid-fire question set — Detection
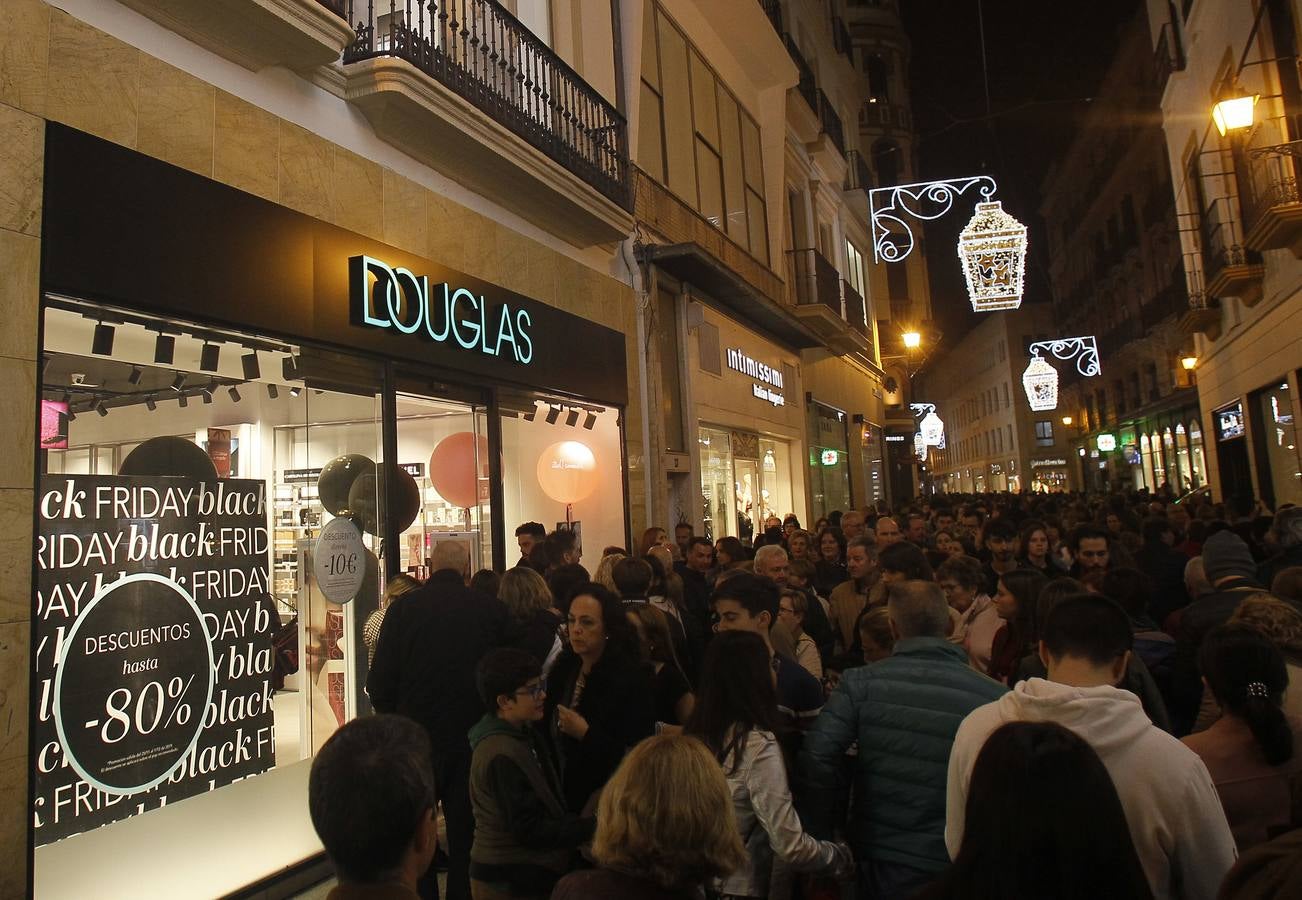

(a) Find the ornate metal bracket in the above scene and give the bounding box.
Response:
[909,402,937,417]
[868,176,999,263]
[1028,336,1101,377]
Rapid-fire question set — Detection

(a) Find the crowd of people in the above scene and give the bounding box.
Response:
[310,490,1302,900]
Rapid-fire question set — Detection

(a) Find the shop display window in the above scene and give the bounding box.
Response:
[698,426,797,541]
[498,391,625,564]
[699,425,736,541]
[1254,381,1302,507]
[1149,431,1166,489]
[34,300,397,893]
[808,403,851,520]
[1175,423,1193,490]
[1189,420,1206,488]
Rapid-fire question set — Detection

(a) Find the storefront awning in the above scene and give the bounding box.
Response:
[641,243,826,350]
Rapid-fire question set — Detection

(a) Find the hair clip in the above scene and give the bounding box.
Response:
[1246,681,1269,700]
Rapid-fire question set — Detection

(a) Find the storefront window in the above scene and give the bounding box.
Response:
[1149,431,1166,488]
[1175,423,1193,491]
[864,424,886,509]
[499,392,626,564]
[1162,428,1178,492]
[1253,381,1302,507]
[760,437,796,525]
[1189,419,1206,488]
[699,425,736,541]
[36,300,387,874]
[808,402,851,520]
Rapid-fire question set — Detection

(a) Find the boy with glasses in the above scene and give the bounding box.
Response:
[468,649,594,900]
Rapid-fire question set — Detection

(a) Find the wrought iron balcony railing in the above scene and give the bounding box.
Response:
[316,0,347,15]
[1153,21,1184,91]
[843,280,870,339]
[1199,196,1260,288]
[788,247,843,315]
[784,35,820,116]
[845,149,872,191]
[342,0,629,207]
[818,89,846,154]
[759,0,783,34]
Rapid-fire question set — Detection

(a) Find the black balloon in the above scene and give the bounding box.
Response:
[347,463,420,535]
[317,454,375,515]
[119,436,219,480]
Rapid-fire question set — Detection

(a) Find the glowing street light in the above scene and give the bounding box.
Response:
[902,331,922,349]
[1181,356,1198,370]
[1212,93,1259,136]
[1061,415,1073,426]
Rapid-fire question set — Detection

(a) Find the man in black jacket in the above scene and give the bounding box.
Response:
[369,541,508,900]
[1134,518,1191,625]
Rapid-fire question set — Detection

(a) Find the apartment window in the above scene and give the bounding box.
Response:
[1146,363,1160,402]
[1035,420,1055,447]
[1002,382,1009,407]
[866,54,890,101]
[640,4,768,261]
[845,240,866,304]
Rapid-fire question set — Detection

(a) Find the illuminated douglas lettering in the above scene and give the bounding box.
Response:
[350,255,534,364]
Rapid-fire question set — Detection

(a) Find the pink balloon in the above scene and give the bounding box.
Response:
[536,441,599,505]
[428,432,489,509]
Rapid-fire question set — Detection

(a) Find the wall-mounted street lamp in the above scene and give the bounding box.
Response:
[1061,415,1073,426]
[1181,356,1199,370]
[1212,92,1259,136]
[902,331,922,349]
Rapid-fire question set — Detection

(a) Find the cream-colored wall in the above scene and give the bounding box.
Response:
[688,306,808,526]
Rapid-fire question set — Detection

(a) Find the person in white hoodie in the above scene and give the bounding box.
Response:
[947,593,1236,900]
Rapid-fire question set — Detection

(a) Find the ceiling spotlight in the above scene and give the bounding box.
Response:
[523,405,537,422]
[545,405,561,425]
[127,365,143,385]
[565,408,580,427]
[145,395,157,411]
[289,386,302,398]
[201,386,214,404]
[92,322,116,356]
[154,333,175,365]
[95,401,109,417]
[241,351,260,380]
[178,394,189,408]
[200,342,221,372]
[583,412,597,430]
[171,373,186,392]
[267,384,279,400]
[228,386,241,403]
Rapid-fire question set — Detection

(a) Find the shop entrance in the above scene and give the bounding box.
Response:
[1218,437,1253,504]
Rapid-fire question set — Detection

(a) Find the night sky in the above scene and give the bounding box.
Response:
[899,0,1141,346]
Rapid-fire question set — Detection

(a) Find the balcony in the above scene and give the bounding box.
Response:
[1179,290,1223,341]
[817,89,847,156]
[759,0,783,33]
[117,0,354,71]
[1199,197,1265,305]
[1153,21,1185,93]
[788,248,865,354]
[1240,140,1302,257]
[1140,283,1190,330]
[339,0,631,246]
[843,280,875,357]
[859,100,911,132]
[833,17,853,57]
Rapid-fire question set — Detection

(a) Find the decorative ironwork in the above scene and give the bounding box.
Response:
[818,89,846,154]
[910,404,945,448]
[342,0,629,208]
[316,0,348,14]
[868,176,998,263]
[1027,336,1101,377]
[909,402,936,416]
[784,36,819,115]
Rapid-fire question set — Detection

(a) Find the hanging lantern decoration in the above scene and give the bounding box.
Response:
[1022,355,1060,411]
[920,411,946,448]
[914,431,927,461]
[958,201,1028,312]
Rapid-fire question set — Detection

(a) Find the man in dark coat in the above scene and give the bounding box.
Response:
[1258,506,1302,590]
[1134,518,1191,625]
[369,540,508,900]
[1170,530,1264,734]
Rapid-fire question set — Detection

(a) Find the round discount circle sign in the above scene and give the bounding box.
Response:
[313,516,366,603]
[53,573,215,795]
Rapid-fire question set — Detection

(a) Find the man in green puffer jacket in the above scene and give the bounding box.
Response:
[799,580,1007,900]
[467,649,594,900]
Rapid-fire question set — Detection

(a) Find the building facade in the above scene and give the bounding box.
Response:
[1041,7,1203,494]
[921,306,1074,494]
[1145,0,1302,508]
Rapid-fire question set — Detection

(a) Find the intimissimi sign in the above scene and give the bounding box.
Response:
[726,348,786,407]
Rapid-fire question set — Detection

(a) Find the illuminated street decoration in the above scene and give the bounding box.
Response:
[958,201,1028,311]
[869,176,998,263]
[910,402,946,448]
[1021,336,1101,412]
[868,176,1027,312]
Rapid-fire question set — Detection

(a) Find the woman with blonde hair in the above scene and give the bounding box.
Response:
[593,552,626,594]
[363,573,419,667]
[498,567,562,677]
[551,734,746,899]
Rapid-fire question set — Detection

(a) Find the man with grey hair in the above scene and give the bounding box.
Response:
[369,540,508,900]
[753,543,791,585]
[1259,505,1302,587]
[800,580,1007,900]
